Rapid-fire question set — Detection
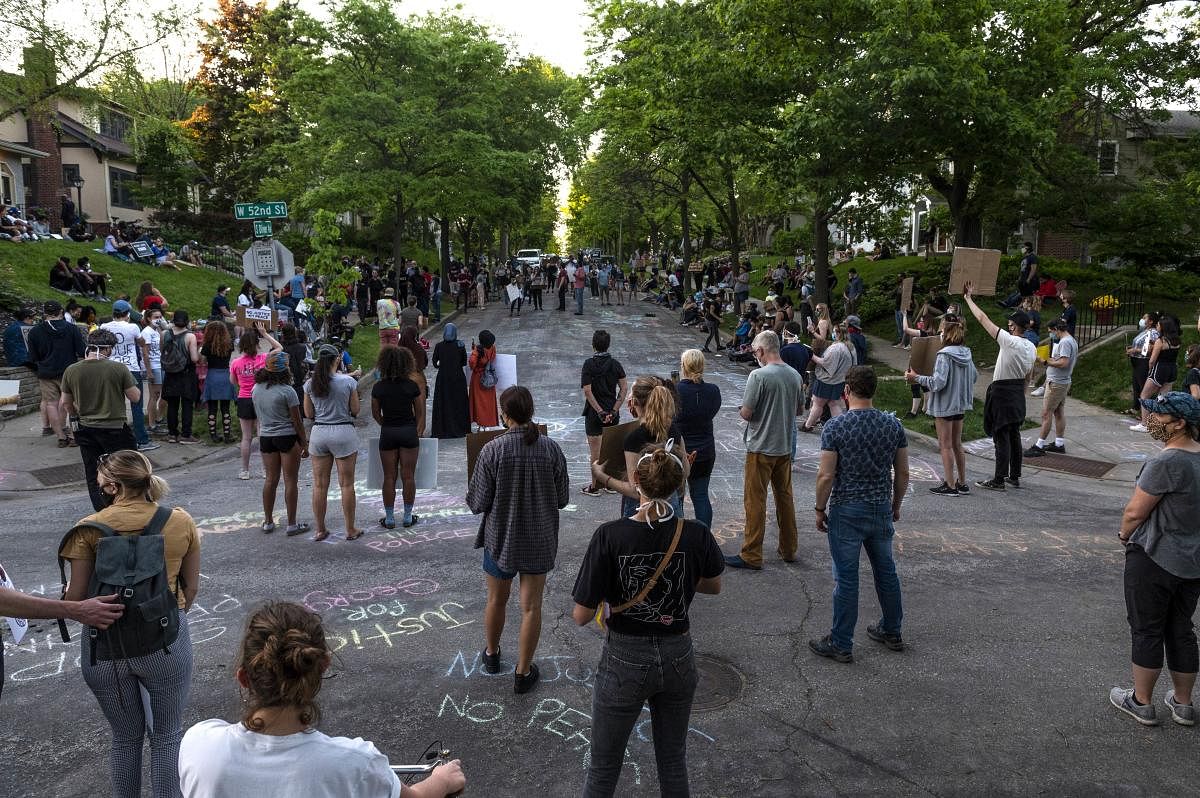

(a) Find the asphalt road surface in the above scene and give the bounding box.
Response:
[0,297,1188,797]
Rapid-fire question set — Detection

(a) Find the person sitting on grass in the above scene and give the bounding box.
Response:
[152,238,182,270]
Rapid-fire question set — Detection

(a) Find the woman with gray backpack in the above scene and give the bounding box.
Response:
[58,449,201,797]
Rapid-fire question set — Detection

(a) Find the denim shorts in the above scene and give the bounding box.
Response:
[482,548,517,580]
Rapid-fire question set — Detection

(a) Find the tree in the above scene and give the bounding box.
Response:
[131,117,200,211]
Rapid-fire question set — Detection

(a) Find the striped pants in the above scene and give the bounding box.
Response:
[81,611,193,798]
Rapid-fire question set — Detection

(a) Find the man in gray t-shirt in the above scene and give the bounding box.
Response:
[728,331,803,570]
[1026,319,1078,458]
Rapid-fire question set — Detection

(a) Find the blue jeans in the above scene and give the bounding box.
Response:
[893,310,908,345]
[575,287,586,313]
[826,500,903,651]
[431,292,441,321]
[584,630,697,798]
[686,475,712,529]
[129,371,148,445]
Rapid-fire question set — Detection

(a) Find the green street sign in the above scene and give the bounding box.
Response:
[253,220,273,238]
[234,201,288,220]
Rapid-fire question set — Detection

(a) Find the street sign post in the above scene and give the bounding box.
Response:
[253,220,273,238]
[241,239,295,297]
[234,201,288,220]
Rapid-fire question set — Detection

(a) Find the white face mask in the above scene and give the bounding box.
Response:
[1139,319,1147,330]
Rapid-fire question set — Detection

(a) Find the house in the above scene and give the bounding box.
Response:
[0,48,152,232]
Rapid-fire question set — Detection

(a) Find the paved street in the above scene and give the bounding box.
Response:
[0,296,1189,797]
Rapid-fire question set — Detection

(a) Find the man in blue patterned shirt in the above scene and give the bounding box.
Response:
[809,365,910,663]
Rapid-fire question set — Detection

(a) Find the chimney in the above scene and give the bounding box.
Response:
[22,44,63,230]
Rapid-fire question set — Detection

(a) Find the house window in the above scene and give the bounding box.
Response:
[99,111,131,143]
[1098,140,1119,176]
[62,164,81,187]
[1,174,12,206]
[109,167,141,209]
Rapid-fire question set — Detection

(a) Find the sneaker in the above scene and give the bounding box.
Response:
[177,436,201,445]
[41,426,53,436]
[808,635,853,663]
[928,482,959,496]
[956,483,970,495]
[482,648,502,675]
[975,478,1006,491]
[1044,443,1066,454]
[1023,444,1046,458]
[1004,476,1021,488]
[903,411,918,420]
[866,623,905,651]
[1164,689,1196,726]
[137,441,160,452]
[1030,386,1045,397]
[580,485,602,497]
[1109,687,1160,726]
[1130,423,1149,433]
[514,662,540,694]
[238,470,251,480]
[723,554,762,571]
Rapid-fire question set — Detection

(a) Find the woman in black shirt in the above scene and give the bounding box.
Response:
[572,447,724,797]
[674,350,722,529]
[371,346,425,529]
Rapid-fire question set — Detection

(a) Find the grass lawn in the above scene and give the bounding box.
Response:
[1071,327,1200,415]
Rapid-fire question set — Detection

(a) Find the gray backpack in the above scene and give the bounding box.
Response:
[57,506,181,665]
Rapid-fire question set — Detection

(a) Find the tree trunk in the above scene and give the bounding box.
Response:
[391,193,407,266]
[725,170,741,275]
[814,209,831,307]
[680,170,692,266]
[439,217,451,276]
[500,225,509,262]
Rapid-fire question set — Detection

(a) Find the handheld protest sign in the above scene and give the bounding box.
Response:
[948,248,1001,296]
[900,277,914,313]
[466,425,548,484]
[908,335,945,377]
[599,420,640,479]
[236,305,279,329]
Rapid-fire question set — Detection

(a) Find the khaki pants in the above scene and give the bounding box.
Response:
[740,452,798,567]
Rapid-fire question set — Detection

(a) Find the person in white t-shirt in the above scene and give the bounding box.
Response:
[140,307,166,432]
[101,299,158,451]
[179,602,465,798]
[963,282,1035,491]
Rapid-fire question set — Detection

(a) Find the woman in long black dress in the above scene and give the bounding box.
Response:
[431,322,470,438]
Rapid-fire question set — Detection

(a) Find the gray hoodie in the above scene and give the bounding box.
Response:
[918,344,977,417]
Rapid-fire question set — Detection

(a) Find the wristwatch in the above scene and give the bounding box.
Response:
[814,506,826,512]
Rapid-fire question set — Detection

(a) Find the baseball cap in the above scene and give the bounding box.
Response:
[42,299,62,315]
[1140,392,1200,423]
[112,299,132,314]
[317,344,340,359]
[845,315,862,328]
[1046,318,1069,330]
[1007,310,1031,329]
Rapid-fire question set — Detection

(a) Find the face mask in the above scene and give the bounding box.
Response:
[1049,333,1058,343]
[1138,319,1147,330]
[1146,417,1178,442]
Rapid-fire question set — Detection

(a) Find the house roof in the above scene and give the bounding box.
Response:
[1126,109,1200,140]
[54,110,133,157]
[0,139,49,158]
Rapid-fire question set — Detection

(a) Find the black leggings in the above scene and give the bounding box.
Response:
[1130,357,1149,413]
[207,399,232,438]
[166,397,194,437]
[703,321,721,350]
[1125,545,1200,672]
[991,422,1022,480]
[531,287,543,309]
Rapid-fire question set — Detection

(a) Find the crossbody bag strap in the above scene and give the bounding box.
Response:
[610,518,685,615]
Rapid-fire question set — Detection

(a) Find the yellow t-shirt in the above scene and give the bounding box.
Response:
[58,500,200,609]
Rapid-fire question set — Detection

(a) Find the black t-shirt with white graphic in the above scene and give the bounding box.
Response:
[572,517,724,636]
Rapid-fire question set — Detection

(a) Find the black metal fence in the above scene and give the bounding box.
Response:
[1074,283,1144,348]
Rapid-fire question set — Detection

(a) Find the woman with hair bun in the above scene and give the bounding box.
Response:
[60,449,201,798]
[179,602,466,797]
[466,386,569,695]
[252,351,309,535]
[572,446,724,797]
[305,343,361,541]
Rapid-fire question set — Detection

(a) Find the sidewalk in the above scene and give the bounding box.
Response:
[865,332,1157,485]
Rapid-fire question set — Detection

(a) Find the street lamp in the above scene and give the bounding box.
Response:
[70,176,84,226]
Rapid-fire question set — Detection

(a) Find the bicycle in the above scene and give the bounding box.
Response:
[390,740,465,796]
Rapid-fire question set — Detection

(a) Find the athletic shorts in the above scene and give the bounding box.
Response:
[1148,361,1177,386]
[584,408,619,437]
[260,434,298,454]
[1044,381,1070,414]
[309,423,358,458]
[39,377,62,402]
[379,424,419,451]
[937,414,965,422]
[236,397,256,420]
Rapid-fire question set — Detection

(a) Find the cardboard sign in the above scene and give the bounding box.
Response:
[235,306,279,328]
[599,420,640,479]
[466,425,548,484]
[505,284,522,304]
[948,247,1001,296]
[0,561,29,645]
[900,277,914,313]
[0,379,19,413]
[367,437,439,491]
[908,335,945,377]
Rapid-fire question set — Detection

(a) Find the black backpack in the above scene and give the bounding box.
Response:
[57,506,181,665]
[160,329,189,374]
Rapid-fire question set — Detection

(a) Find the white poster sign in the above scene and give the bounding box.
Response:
[463,352,517,397]
[0,561,29,644]
[367,437,439,491]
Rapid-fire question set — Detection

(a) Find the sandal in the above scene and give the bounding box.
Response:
[402,515,420,528]
[345,528,364,541]
[285,522,310,537]
[379,517,397,530]
[313,529,330,542]
[261,521,276,534]
[57,438,70,448]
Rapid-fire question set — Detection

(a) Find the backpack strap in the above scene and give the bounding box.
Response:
[610,518,685,615]
[141,506,173,538]
[56,521,118,642]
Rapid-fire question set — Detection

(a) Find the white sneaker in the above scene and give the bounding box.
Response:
[1031,386,1045,397]
[238,470,251,480]
[1165,689,1197,726]
[1129,423,1149,433]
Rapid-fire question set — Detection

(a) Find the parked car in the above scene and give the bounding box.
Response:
[515,248,542,267]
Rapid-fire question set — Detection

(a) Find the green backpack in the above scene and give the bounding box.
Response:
[57,506,181,665]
